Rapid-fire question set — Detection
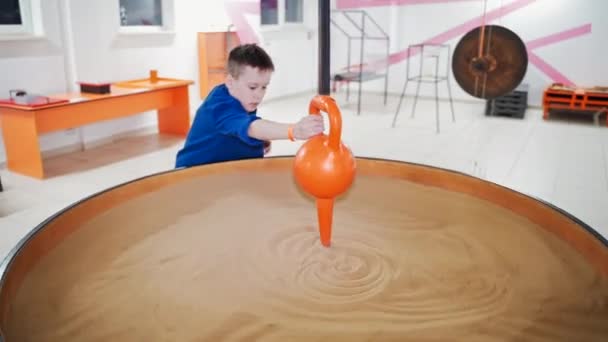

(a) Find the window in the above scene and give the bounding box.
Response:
[285,0,302,23]
[261,0,278,25]
[0,0,22,25]
[261,0,303,27]
[117,0,174,35]
[119,0,163,27]
[0,0,33,35]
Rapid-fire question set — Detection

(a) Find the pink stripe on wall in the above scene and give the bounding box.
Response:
[224,1,260,44]
[423,0,536,45]
[336,0,480,9]
[527,52,574,86]
[526,24,591,50]
[524,24,592,86]
[223,0,588,87]
[367,0,536,69]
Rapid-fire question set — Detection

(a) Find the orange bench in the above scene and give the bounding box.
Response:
[543,83,608,125]
[0,77,193,179]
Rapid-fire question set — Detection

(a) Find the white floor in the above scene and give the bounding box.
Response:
[1,91,608,262]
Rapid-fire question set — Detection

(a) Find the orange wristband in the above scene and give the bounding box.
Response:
[287,125,295,141]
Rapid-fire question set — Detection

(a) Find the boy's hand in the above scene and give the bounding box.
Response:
[294,115,324,140]
[263,140,271,155]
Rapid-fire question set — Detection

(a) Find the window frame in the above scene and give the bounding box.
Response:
[117,0,174,35]
[283,0,303,24]
[0,0,34,35]
[260,0,304,31]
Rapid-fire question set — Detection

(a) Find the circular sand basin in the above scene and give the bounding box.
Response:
[1,157,607,341]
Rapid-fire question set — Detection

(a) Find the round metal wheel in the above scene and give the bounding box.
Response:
[452,25,528,99]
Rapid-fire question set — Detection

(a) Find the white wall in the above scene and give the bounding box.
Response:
[0,0,318,164]
[233,0,319,99]
[3,0,601,166]
[63,0,221,148]
[0,0,78,162]
[329,0,608,106]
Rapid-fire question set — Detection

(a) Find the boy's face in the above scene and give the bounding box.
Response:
[226,65,272,112]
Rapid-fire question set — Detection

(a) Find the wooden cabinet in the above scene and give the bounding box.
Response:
[197,31,240,99]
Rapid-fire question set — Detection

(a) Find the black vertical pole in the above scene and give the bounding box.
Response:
[318,0,330,95]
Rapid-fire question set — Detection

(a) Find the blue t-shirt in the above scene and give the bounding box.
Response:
[175,84,265,168]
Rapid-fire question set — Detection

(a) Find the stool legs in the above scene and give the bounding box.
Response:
[392,78,409,128]
[447,75,456,122]
[411,80,422,119]
[391,43,456,132]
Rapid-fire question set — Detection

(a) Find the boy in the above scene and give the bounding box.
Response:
[175,44,324,168]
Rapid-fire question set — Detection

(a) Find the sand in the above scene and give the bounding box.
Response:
[4,170,608,341]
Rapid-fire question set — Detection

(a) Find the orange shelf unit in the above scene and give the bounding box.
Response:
[197,31,240,99]
[543,83,608,125]
[0,78,193,179]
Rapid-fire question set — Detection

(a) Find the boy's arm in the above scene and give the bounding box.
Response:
[247,120,292,140]
[248,116,324,141]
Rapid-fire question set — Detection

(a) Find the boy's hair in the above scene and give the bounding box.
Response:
[227,44,275,79]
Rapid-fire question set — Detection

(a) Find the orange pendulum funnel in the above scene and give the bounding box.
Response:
[293,95,356,247]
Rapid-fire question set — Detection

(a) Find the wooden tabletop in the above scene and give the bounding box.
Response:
[0,77,194,111]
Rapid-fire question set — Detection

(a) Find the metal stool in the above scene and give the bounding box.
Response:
[392,43,455,133]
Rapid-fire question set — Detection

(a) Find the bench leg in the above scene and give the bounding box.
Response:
[157,86,190,136]
[0,112,44,179]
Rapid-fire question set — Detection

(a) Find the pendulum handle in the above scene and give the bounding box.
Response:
[478,0,489,58]
[307,95,345,247]
[308,95,342,150]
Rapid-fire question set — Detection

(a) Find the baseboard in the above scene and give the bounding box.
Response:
[335,90,547,110]
[41,143,83,160]
[356,90,486,105]
[82,125,159,150]
[0,124,160,169]
[264,88,488,106]
[263,89,317,103]
[244,87,543,110]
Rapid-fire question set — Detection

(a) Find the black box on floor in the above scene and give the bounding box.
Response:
[485,83,528,119]
[78,82,111,94]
